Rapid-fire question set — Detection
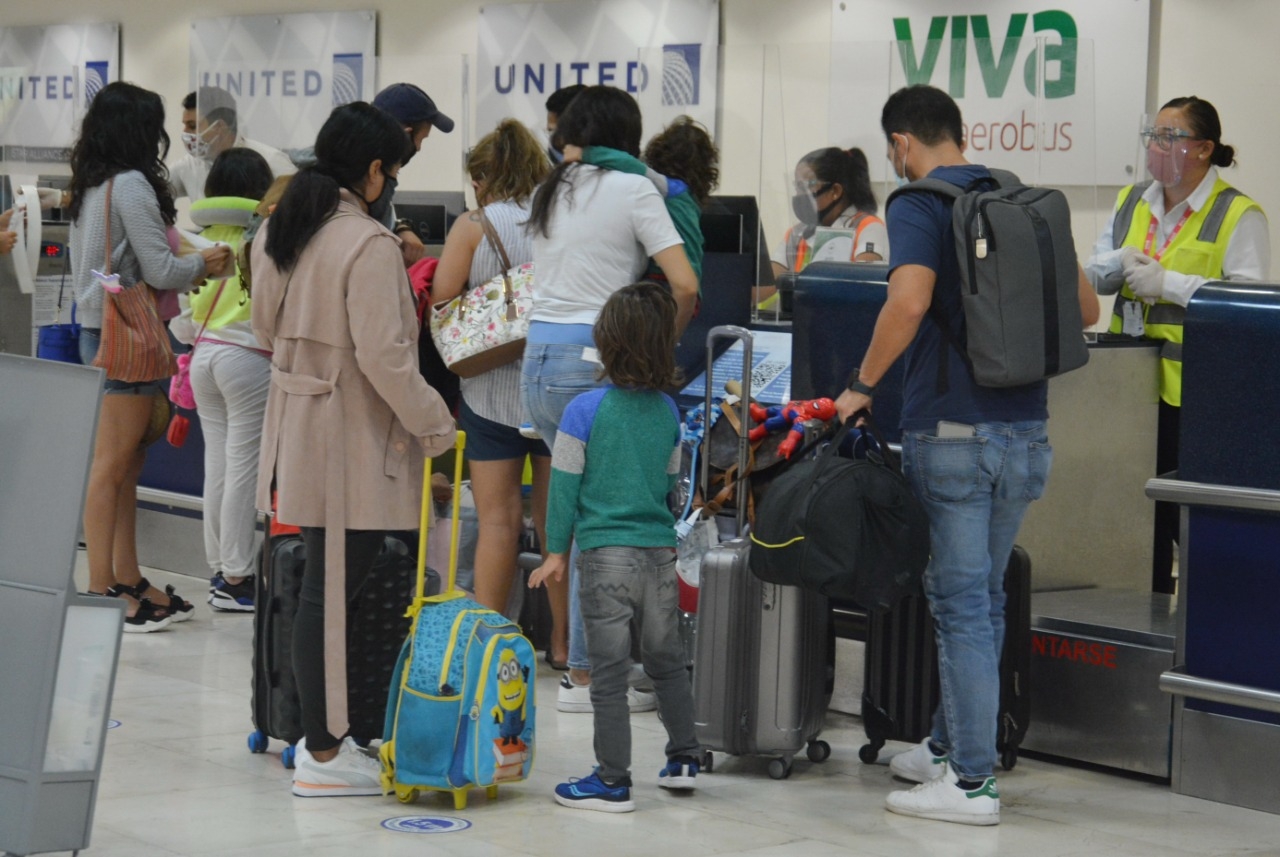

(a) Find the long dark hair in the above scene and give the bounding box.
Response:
[801,147,877,215]
[264,102,406,271]
[643,116,719,205]
[528,86,643,237]
[68,81,176,224]
[594,281,681,389]
[1162,95,1237,168]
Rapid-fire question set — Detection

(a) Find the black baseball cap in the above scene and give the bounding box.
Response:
[372,83,454,134]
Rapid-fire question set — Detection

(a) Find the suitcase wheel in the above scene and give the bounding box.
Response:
[700,751,714,773]
[858,743,880,764]
[395,784,419,804]
[1001,748,1018,771]
[806,740,831,764]
[486,785,499,800]
[281,744,297,770]
[247,730,268,754]
[767,758,792,780]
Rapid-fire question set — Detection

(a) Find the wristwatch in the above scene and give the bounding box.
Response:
[393,218,416,235]
[846,367,876,397]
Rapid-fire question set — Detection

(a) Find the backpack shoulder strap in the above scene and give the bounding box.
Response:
[885,178,963,214]
[985,168,1024,190]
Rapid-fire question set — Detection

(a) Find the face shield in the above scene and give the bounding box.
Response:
[1139,114,1199,187]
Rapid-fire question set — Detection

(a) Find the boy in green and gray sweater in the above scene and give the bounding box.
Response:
[529,282,702,813]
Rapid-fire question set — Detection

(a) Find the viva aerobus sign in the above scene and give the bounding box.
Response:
[831,0,1149,186]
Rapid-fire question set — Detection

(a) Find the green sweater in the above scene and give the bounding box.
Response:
[545,386,682,554]
[581,146,705,284]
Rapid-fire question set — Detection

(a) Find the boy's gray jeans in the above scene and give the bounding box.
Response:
[578,545,700,780]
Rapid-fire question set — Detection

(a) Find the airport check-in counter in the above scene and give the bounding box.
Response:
[1146,282,1280,815]
[791,262,1180,777]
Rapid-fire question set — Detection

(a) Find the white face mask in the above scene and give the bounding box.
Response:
[891,136,911,187]
[181,122,221,160]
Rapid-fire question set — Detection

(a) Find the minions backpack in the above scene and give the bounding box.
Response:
[380,432,537,808]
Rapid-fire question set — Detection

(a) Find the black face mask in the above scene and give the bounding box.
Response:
[791,184,841,234]
[367,173,397,223]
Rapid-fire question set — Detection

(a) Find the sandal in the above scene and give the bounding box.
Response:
[117,577,196,623]
[544,650,569,671]
[105,587,175,633]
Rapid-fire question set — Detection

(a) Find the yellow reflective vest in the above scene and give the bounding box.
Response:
[1107,178,1261,407]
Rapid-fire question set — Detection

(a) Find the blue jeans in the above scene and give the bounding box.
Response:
[521,342,606,671]
[901,420,1052,780]
[578,546,699,779]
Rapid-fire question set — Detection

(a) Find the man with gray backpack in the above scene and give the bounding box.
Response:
[834,84,1099,826]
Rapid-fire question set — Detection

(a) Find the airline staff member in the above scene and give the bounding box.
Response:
[1085,95,1270,594]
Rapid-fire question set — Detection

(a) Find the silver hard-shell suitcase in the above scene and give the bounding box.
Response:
[690,326,833,779]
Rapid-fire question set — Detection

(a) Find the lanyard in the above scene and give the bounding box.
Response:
[1143,207,1193,261]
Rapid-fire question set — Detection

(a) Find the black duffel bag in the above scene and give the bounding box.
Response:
[748,412,930,610]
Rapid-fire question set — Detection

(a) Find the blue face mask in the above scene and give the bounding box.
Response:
[548,145,565,165]
[891,136,911,187]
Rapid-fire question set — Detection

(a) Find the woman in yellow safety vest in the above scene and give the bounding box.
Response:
[1085,95,1270,593]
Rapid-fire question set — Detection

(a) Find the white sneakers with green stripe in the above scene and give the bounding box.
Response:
[889,738,950,783]
[885,759,1000,826]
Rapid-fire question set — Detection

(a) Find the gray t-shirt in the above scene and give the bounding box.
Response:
[70,171,206,329]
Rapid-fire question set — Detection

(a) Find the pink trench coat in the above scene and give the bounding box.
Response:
[251,192,456,737]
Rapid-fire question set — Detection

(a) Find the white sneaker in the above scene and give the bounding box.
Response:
[885,762,1000,826]
[890,739,950,783]
[291,736,385,797]
[555,675,659,713]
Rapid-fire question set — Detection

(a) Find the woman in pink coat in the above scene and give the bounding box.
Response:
[251,102,456,797]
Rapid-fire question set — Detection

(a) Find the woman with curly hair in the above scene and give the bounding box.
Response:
[432,119,561,662]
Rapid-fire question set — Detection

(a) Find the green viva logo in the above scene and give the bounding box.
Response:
[894,11,1077,99]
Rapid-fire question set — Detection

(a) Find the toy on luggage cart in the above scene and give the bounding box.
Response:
[380,431,539,809]
[690,325,833,780]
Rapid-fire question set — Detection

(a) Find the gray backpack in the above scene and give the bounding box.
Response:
[887,168,1088,388]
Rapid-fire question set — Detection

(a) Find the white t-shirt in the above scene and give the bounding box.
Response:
[531,165,683,326]
[170,136,297,202]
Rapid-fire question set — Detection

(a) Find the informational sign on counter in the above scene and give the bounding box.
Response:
[681,329,792,405]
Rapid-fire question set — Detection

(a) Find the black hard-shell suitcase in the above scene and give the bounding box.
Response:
[858,544,1032,771]
[691,326,834,779]
[247,532,419,768]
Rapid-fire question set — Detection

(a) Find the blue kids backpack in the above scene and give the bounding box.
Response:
[380,433,537,808]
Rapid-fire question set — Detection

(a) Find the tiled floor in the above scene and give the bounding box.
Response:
[59,564,1280,857]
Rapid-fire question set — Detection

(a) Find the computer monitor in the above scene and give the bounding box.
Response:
[392,190,468,245]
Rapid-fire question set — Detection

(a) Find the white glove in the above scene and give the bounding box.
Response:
[1123,252,1166,303]
[1087,246,1141,295]
[37,187,64,210]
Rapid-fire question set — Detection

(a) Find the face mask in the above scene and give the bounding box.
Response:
[791,186,841,231]
[367,173,397,223]
[181,122,220,160]
[1145,146,1184,187]
[891,136,911,187]
[548,145,565,165]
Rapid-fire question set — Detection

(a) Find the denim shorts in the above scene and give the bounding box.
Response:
[78,328,170,397]
[458,398,550,462]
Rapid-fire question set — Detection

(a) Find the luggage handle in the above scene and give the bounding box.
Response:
[701,325,753,536]
[814,411,904,485]
[413,430,468,608]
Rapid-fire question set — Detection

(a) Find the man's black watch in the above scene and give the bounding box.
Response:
[393,218,416,235]
[846,368,876,397]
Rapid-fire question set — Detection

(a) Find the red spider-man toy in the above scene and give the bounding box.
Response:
[748,397,837,459]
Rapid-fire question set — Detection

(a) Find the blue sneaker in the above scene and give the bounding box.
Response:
[658,755,699,791]
[208,572,255,613]
[553,771,635,813]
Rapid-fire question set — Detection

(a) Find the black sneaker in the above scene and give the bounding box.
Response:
[208,573,255,613]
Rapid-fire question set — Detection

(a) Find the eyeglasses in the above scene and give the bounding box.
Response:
[1140,127,1202,151]
[794,179,832,195]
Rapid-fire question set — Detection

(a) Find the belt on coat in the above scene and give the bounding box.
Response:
[270,364,352,739]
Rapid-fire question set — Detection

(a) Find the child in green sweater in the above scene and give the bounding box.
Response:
[529,282,701,813]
